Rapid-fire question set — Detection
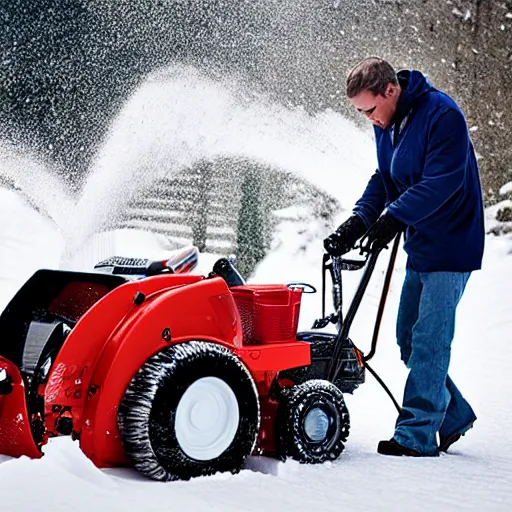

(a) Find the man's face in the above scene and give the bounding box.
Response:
[349,84,400,129]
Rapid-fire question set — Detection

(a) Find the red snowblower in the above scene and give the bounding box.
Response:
[0,239,399,481]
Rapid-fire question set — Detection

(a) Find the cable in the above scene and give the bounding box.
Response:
[362,360,402,415]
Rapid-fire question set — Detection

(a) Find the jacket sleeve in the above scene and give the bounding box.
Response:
[386,109,468,226]
[353,170,387,228]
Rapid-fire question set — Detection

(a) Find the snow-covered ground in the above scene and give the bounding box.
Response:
[1,183,511,512]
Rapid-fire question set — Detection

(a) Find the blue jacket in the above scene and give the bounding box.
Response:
[353,70,485,272]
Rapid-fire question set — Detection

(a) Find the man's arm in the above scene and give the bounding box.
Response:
[353,170,388,228]
[387,109,468,226]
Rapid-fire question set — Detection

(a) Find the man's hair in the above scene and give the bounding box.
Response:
[346,57,398,98]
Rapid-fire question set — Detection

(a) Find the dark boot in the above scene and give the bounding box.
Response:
[377,438,422,457]
[439,432,462,453]
[439,421,474,452]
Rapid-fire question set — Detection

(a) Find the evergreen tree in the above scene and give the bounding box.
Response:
[236,166,266,279]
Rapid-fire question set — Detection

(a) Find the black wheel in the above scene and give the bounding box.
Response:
[275,379,349,464]
[118,341,260,481]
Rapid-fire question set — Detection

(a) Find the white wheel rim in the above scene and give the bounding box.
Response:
[175,376,240,461]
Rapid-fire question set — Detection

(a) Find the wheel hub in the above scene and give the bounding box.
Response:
[175,376,240,461]
[304,407,330,442]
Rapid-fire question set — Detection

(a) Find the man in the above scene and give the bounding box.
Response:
[324,57,484,457]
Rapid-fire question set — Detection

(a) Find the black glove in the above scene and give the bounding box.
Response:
[323,214,367,256]
[359,213,405,253]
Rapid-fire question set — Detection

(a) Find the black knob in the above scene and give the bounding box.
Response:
[212,258,245,287]
[133,291,145,305]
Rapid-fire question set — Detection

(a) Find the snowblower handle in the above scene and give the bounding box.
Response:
[330,255,368,317]
[312,252,368,330]
[326,233,401,383]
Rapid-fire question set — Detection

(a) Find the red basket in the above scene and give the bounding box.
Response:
[232,285,302,345]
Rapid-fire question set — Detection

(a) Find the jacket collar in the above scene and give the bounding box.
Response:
[391,70,435,129]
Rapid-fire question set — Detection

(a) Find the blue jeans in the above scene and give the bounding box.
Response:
[393,269,477,455]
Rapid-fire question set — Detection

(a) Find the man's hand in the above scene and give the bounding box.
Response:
[323,215,367,256]
[359,213,405,253]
